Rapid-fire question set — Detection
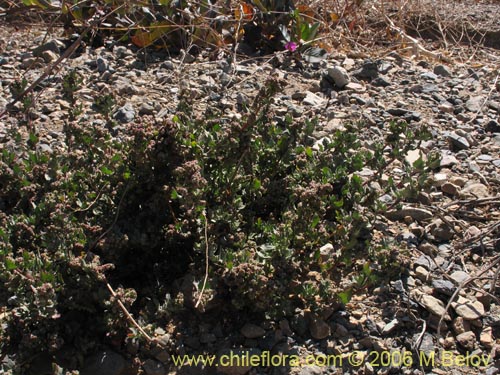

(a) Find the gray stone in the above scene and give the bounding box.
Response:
[381,319,399,335]
[81,351,127,375]
[96,57,108,73]
[465,96,484,112]
[327,66,350,88]
[240,323,266,339]
[303,91,325,106]
[432,279,455,296]
[353,60,378,80]
[414,255,434,270]
[40,50,59,63]
[434,65,452,77]
[371,77,391,87]
[139,103,155,115]
[113,103,135,123]
[447,132,470,150]
[421,72,438,80]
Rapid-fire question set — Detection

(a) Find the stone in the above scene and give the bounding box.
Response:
[113,103,135,123]
[385,206,433,222]
[432,279,455,296]
[81,351,127,375]
[411,290,450,319]
[240,323,266,339]
[303,91,325,106]
[465,96,484,112]
[480,327,494,348]
[353,60,379,80]
[405,149,425,165]
[485,120,500,133]
[426,218,454,241]
[452,317,471,335]
[447,132,470,150]
[460,183,490,198]
[309,314,331,340]
[40,50,59,63]
[32,39,62,57]
[96,57,108,73]
[456,331,476,350]
[415,266,429,281]
[434,65,452,77]
[441,182,460,196]
[440,153,458,168]
[453,299,485,320]
[371,77,391,87]
[438,103,454,113]
[449,271,469,284]
[142,359,165,375]
[414,255,434,270]
[327,66,350,88]
[449,176,466,187]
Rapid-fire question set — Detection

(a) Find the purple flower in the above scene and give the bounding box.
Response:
[285,41,298,52]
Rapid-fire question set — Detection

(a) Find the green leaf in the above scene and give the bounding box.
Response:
[171,189,180,199]
[252,178,261,190]
[101,166,113,175]
[5,258,16,271]
[337,289,352,304]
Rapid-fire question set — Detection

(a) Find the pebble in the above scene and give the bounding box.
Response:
[113,103,136,123]
[411,290,451,319]
[432,279,455,296]
[309,314,331,340]
[452,298,485,320]
[434,65,452,77]
[465,96,484,112]
[240,323,266,339]
[441,182,460,195]
[456,331,476,350]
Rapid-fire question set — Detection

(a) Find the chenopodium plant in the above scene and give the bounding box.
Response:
[170,78,380,317]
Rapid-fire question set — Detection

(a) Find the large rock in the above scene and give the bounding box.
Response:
[327,66,350,88]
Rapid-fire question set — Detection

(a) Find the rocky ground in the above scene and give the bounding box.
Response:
[1,4,500,375]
